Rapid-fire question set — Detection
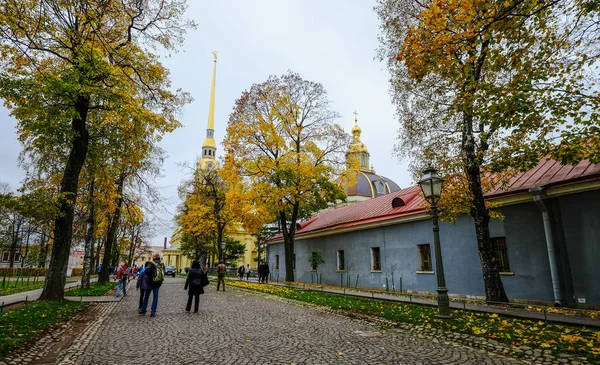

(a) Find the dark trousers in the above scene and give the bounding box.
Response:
[246,272,250,280]
[186,294,200,312]
[217,274,225,291]
[138,288,146,310]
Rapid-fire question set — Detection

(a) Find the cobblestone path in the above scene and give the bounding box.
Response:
[62,277,524,365]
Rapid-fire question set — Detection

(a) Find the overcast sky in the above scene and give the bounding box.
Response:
[0,0,413,247]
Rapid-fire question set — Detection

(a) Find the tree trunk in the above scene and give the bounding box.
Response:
[217,228,224,263]
[38,228,49,268]
[99,172,126,283]
[21,225,31,268]
[9,217,22,268]
[462,113,509,303]
[280,204,299,282]
[82,176,95,288]
[39,97,90,301]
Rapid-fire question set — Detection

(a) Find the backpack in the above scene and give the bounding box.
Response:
[151,262,165,284]
[118,268,128,281]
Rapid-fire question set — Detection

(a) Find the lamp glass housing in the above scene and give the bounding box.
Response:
[418,167,444,205]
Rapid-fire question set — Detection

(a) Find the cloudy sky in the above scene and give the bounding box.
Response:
[0,0,413,246]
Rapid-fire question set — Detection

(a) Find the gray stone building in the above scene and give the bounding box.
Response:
[267,158,600,306]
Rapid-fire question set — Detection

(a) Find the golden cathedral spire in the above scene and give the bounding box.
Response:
[199,52,218,170]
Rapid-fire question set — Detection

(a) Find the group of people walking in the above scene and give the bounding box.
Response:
[114,254,170,317]
[235,262,271,283]
[113,257,271,317]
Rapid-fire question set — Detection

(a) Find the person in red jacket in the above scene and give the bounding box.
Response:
[116,263,130,297]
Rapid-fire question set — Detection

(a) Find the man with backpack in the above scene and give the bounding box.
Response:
[139,254,165,317]
[116,263,130,297]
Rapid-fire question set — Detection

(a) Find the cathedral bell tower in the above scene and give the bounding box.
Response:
[199,52,218,170]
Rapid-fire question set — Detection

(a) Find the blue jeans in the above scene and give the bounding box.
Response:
[116,279,127,296]
[141,286,160,314]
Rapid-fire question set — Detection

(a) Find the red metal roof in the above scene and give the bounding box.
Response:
[487,158,600,197]
[270,158,600,241]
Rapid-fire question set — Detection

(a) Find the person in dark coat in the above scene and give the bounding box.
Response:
[136,267,148,311]
[263,262,270,284]
[257,262,264,283]
[184,260,205,313]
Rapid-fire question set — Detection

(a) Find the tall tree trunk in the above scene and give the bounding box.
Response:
[462,112,509,303]
[280,204,299,282]
[94,238,103,270]
[127,226,138,267]
[82,176,95,288]
[217,228,224,263]
[40,97,90,301]
[38,228,49,268]
[21,225,31,268]
[9,218,22,268]
[99,172,126,283]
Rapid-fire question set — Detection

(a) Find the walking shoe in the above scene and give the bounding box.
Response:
[138,310,146,316]
[150,313,156,317]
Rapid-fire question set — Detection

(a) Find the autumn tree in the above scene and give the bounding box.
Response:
[176,166,234,264]
[376,0,600,302]
[0,0,192,300]
[223,71,358,282]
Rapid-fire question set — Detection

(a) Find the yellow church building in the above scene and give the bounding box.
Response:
[163,53,257,271]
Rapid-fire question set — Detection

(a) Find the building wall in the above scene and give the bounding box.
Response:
[268,189,600,305]
[558,189,600,304]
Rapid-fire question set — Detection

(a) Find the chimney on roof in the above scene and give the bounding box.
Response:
[163,237,167,250]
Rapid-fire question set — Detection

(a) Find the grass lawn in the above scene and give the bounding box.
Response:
[228,280,600,363]
[0,280,45,296]
[64,282,117,296]
[0,301,86,357]
[0,280,78,296]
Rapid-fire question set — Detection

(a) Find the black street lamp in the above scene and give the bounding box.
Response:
[417,166,451,319]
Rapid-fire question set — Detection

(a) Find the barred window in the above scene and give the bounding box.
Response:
[418,244,432,271]
[491,237,511,272]
[371,247,381,271]
[337,250,345,271]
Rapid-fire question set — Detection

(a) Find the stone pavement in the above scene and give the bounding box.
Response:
[57,276,523,365]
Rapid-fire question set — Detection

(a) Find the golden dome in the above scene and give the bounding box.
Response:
[349,118,368,154]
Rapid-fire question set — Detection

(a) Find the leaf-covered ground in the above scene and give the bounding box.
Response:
[0,301,86,357]
[228,280,600,362]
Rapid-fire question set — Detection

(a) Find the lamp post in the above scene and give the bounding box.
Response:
[417,166,451,319]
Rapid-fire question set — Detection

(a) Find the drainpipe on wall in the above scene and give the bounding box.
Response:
[529,186,564,307]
